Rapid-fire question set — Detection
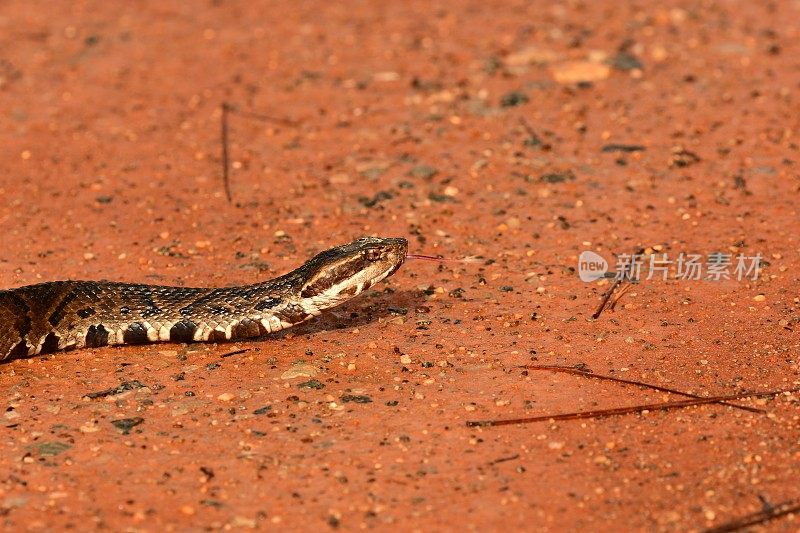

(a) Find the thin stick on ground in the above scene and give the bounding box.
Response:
[591,247,643,319]
[221,101,232,203]
[703,498,800,533]
[591,276,623,319]
[218,102,298,203]
[607,282,633,312]
[465,387,798,427]
[522,364,764,414]
[219,348,250,358]
[405,254,480,264]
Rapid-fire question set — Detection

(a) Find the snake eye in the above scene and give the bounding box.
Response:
[365,249,382,262]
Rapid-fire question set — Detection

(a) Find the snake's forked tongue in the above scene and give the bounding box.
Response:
[405,253,480,263]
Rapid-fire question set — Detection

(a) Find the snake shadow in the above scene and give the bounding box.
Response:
[270,289,426,339]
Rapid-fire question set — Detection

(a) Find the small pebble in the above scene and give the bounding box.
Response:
[329,173,350,184]
[281,364,317,379]
[79,420,99,433]
[551,61,610,83]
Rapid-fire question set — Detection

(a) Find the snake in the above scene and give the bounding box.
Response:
[0,237,408,362]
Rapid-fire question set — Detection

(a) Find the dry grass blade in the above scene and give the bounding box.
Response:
[221,102,232,203]
[219,348,250,358]
[522,364,764,414]
[591,276,624,319]
[465,387,798,427]
[219,103,299,203]
[591,246,643,318]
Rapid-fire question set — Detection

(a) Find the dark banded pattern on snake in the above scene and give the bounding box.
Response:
[0,237,407,361]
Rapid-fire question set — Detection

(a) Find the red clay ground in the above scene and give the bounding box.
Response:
[1,1,799,530]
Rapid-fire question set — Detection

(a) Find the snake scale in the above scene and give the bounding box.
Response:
[0,237,407,362]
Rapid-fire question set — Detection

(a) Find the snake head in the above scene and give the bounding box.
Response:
[296,237,408,310]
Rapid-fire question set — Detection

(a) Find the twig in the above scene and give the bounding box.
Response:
[591,276,624,319]
[703,498,800,533]
[219,103,300,203]
[608,282,633,312]
[219,348,250,358]
[591,247,643,318]
[221,102,232,203]
[523,364,764,414]
[465,387,798,427]
[489,454,520,465]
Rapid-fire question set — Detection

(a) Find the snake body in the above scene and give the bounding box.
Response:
[0,237,407,362]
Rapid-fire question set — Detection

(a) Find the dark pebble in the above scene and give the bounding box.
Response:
[111,417,144,435]
[340,395,372,404]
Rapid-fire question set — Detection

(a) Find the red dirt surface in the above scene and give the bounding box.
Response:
[1,1,799,530]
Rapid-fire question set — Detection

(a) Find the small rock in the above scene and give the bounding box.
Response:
[79,420,100,433]
[281,364,318,380]
[500,91,529,107]
[232,516,257,528]
[551,61,610,84]
[111,417,144,435]
[504,46,560,67]
[340,394,372,404]
[609,52,643,71]
[30,441,71,457]
[540,171,575,183]
[373,71,400,82]
[329,173,350,184]
[297,379,325,390]
[408,165,438,179]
